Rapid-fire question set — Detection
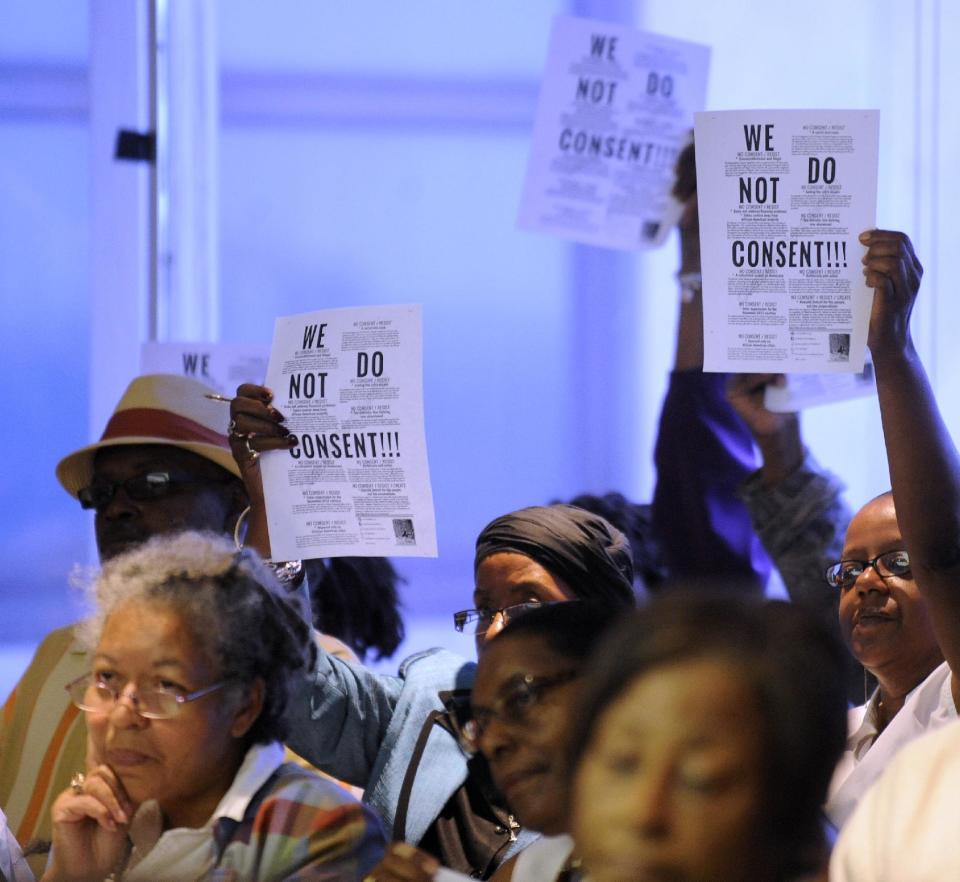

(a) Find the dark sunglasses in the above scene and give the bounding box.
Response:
[78,471,211,510]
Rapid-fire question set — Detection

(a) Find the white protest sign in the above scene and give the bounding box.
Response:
[518,15,709,251]
[259,304,437,561]
[695,109,879,373]
[140,342,269,395]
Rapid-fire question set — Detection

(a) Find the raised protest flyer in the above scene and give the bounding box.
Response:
[695,109,880,373]
[140,342,269,395]
[518,15,710,251]
[259,304,437,561]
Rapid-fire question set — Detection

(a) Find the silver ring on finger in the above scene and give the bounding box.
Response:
[228,418,239,435]
[244,436,260,463]
[70,772,85,794]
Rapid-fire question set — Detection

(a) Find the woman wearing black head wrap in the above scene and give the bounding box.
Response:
[356,504,638,882]
[466,505,636,649]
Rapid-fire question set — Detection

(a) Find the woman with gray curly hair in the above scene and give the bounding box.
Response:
[42,531,385,882]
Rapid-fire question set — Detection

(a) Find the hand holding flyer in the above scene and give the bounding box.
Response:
[695,109,879,373]
[259,304,437,560]
[518,15,709,251]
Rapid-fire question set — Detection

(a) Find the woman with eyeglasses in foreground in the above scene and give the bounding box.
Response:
[568,595,847,882]
[214,478,637,877]
[816,230,960,830]
[42,531,385,882]
[367,602,618,882]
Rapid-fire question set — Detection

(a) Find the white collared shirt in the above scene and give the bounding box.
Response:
[825,660,956,830]
[0,807,34,882]
[122,741,285,881]
[831,717,960,881]
[511,834,574,882]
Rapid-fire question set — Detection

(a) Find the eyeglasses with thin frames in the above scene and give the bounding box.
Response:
[65,672,228,720]
[453,600,554,634]
[460,670,579,755]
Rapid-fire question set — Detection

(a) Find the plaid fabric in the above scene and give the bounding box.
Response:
[210,762,386,881]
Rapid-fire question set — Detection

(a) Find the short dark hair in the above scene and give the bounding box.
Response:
[568,594,847,878]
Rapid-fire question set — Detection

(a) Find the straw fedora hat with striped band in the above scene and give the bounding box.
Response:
[56,374,242,499]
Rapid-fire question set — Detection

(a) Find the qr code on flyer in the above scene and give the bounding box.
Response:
[828,333,851,361]
[393,518,416,545]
